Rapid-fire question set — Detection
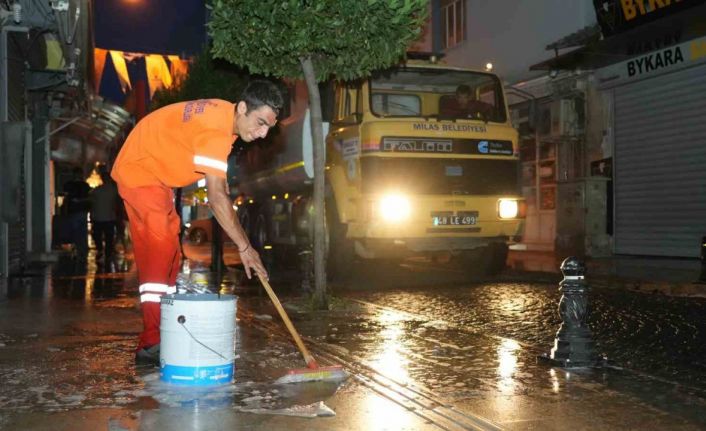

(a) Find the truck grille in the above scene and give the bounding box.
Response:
[361,158,518,195]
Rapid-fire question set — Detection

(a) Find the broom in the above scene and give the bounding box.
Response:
[258,275,348,384]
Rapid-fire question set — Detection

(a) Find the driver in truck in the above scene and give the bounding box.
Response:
[440,84,494,120]
[111,80,283,366]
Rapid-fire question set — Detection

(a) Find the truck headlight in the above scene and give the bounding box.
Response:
[498,199,519,219]
[379,194,411,222]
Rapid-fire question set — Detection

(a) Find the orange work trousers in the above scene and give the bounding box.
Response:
[119,185,181,350]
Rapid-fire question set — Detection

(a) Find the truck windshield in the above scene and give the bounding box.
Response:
[369,68,507,123]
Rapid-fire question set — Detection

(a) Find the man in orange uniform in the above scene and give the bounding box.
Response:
[111,81,283,366]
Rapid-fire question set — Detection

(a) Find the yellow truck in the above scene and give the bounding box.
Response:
[234,58,524,279]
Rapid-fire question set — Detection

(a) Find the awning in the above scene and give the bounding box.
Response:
[50,97,132,165]
[530,2,706,72]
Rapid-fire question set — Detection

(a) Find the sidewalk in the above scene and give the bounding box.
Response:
[507,250,706,298]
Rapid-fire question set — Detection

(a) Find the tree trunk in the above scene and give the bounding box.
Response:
[300,56,328,310]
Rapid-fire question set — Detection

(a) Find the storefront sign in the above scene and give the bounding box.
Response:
[593,0,706,37]
[627,44,684,76]
[598,35,706,87]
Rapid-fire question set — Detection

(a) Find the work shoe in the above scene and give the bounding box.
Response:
[135,344,160,367]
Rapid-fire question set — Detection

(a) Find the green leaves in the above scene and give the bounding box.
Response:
[208,0,428,81]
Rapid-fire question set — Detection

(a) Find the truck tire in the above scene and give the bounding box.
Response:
[326,200,354,282]
[486,243,509,275]
[253,214,268,250]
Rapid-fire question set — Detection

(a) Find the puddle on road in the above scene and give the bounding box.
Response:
[0,258,346,419]
[352,282,706,389]
[0,321,345,416]
[130,370,340,416]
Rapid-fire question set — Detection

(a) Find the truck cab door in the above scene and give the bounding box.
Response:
[326,82,363,222]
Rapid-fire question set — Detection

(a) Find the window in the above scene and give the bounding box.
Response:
[369,68,507,123]
[335,83,362,123]
[371,93,421,116]
[441,0,466,49]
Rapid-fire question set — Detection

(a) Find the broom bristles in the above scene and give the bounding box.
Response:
[275,365,348,384]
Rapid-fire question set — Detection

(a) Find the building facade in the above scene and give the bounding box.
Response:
[432,0,706,258]
[0,0,131,277]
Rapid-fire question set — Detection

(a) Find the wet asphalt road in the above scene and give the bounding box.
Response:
[163,243,706,391]
[334,259,706,392]
[3,247,706,429]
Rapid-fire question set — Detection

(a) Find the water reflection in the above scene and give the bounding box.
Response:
[48,250,131,302]
[550,368,560,393]
[4,273,53,300]
[498,295,526,315]
[496,338,519,394]
[363,390,412,431]
[84,276,94,305]
[370,310,410,384]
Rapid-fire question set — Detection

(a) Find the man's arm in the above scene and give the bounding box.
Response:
[205,173,268,280]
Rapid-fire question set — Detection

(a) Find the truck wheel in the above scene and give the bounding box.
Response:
[326,200,354,282]
[486,243,509,275]
[253,214,268,250]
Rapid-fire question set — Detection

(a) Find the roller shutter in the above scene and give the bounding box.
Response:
[614,64,706,257]
[2,32,29,275]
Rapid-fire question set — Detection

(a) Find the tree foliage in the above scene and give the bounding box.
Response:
[151,53,250,110]
[209,0,428,81]
[208,0,427,309]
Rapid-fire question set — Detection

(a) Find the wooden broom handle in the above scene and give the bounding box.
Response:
[258,276,318,368]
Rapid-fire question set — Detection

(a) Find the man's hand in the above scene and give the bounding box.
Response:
[239,245,268,280]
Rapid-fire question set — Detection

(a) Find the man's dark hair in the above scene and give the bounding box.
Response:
[241,80,283,116]
[455,84,471,96]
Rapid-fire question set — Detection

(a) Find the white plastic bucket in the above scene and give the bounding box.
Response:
[159,293,237,386]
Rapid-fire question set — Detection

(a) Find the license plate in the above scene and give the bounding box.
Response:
[433,214,477,226]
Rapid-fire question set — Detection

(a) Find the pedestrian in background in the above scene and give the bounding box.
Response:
[90,167,119,262]
[62,167,91,262]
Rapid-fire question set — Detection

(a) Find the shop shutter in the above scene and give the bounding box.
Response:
[614,65,706,257]
[5,33,28,274]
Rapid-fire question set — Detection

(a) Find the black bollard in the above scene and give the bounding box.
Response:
[538,256,603,368]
